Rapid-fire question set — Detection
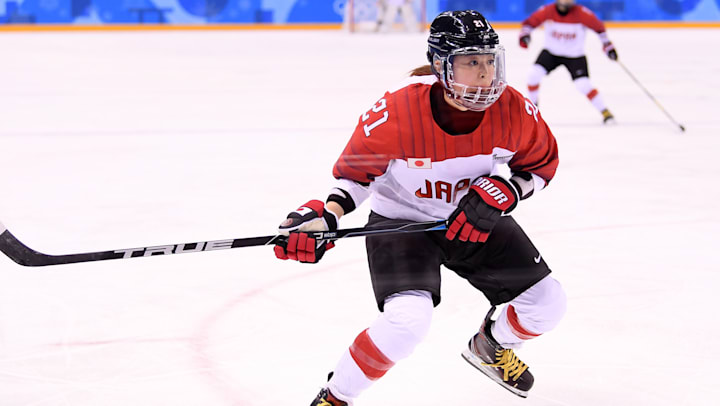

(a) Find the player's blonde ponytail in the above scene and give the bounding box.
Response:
[409,65,433,76]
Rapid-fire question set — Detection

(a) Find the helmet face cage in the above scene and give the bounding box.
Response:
[433,46,507,111]
[427,10,507,111]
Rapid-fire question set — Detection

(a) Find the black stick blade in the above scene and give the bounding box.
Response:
[0,225,121,266]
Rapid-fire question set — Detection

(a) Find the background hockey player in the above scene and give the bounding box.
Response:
[273,10,567,405]
[520,0,618,123]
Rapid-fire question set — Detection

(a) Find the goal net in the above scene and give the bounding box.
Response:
[343,0,427,33]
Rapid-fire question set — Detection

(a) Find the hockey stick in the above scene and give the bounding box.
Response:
[618,61,686,132]
[0,220,447,267]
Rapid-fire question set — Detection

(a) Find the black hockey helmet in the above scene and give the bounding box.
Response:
[427,10,499,60]
[426,10,507,111]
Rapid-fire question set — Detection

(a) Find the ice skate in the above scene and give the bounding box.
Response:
[309,387,349,406]
[602,108,616,124]
[461,307,534,398]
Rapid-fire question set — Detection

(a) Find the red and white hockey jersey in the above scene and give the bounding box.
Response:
[331,76,559,222]
[521,4,609,58]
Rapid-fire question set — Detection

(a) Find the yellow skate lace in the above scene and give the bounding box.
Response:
[482,349,529,382]
[316,393,344,406]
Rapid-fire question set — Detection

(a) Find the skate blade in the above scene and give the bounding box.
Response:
[461,349,529,398]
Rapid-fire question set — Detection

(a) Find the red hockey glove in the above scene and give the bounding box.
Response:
[519,35,531,49]
[603,42,618,61]
[274,200,338,263]
[445,176,518,243]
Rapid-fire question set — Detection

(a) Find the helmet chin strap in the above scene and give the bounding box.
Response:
[443,92,469,111]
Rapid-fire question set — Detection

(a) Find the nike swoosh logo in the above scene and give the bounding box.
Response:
[534,254,542,263]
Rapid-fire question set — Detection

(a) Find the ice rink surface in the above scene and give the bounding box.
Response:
[0,27,719,405]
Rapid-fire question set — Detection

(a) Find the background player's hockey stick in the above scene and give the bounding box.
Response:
[0,220,447,267]
[618,61,686,132]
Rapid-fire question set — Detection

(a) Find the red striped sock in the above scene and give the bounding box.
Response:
[349,329,395,380]
[506,305,541,340]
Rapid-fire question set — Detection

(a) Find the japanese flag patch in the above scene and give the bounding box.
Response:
[408,157,432,169]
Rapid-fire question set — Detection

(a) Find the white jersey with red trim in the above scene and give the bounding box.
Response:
[331,75,559,222]
[521,4,608,58]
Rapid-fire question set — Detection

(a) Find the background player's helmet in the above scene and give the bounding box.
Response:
[427,10,507,111]
[555,0,576,14]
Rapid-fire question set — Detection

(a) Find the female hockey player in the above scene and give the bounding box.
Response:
[520,0,618,123]
[273,10,567,405]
